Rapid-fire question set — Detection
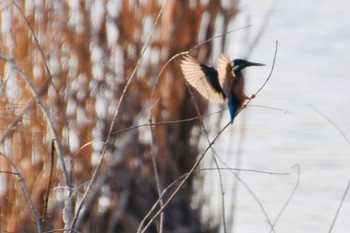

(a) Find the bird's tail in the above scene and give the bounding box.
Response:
[228,99,235,124]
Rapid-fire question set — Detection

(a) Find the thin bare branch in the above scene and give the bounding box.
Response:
[308,105,350,232]
[138,160,290,233]
[43,228,80,233]
[0,152,42,233]
[192,25,252,52]
[328,178,350,233]
[150,25,252,104]
[184,81,228,233]
[11,1,58,91]
[148,119,164,233]
[0,54,71,187]
[42,140,56,231]
[70,2,168,230]
[270,165,300,232]
[250,40,278,99]
[246,0,279,57]
[309,105,350,145]
[0,78,52,143]
[138,122,230,233]
[141,29,279,233]
[112,110,225,136]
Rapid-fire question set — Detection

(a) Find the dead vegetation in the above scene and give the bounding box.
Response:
[0,0,239,232]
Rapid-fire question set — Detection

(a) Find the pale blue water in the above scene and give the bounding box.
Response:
[202,0,350,232]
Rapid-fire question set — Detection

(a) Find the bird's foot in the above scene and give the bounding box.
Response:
[249,94,256,100]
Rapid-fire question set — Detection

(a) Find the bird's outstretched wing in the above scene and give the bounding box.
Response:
[217,53,235,90]
[180,54,225,103]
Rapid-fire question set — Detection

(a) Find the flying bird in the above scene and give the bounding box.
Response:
[180,53,264,124]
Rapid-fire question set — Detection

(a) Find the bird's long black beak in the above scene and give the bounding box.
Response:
[246,61,265,67]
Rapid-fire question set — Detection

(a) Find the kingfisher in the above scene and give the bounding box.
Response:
[180,53,264,124]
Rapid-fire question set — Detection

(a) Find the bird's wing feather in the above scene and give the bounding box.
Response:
[217,53,235,89]
[180,54,224,103]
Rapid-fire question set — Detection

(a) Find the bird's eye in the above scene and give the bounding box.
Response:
[233,65,240,72]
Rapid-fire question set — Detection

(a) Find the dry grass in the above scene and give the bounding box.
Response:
[0,0,239,232]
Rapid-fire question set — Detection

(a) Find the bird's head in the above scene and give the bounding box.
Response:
[232,59,265,75]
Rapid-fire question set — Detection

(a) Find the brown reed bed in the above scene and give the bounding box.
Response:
[0,1,239,232]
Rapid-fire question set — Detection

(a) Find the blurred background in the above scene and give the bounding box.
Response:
[0,0,349,233]
[205,0,350,232]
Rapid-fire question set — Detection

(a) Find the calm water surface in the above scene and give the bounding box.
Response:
[202,0,350,232]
